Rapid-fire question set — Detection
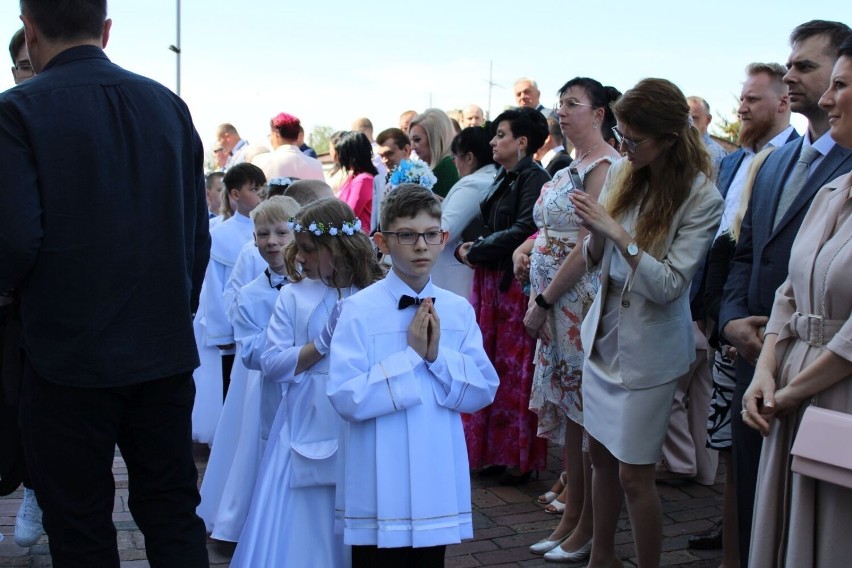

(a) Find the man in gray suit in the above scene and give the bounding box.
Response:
[720,20,852,568]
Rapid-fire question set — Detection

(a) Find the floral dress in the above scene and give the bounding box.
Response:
[528,158,612,441]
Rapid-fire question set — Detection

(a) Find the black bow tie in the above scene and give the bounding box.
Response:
[397,295,436,310]
[265,268,285,290]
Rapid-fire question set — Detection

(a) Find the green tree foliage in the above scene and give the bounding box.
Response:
[714,97,741,145]
[308,125,333,155]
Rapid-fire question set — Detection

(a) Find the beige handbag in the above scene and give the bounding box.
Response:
[791,405,852,489]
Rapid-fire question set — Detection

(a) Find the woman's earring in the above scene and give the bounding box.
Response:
[517,147,523,162]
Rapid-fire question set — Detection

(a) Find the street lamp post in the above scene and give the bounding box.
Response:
[168,0,181,96]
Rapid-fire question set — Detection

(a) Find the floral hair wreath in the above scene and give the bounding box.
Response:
[269,177,293,187]
[288,217,362,236]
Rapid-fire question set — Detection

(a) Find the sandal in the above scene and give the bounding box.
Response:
[537,471,567,504]
[544,489,566,514]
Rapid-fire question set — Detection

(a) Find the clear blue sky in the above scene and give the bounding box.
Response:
[1,1,844,152]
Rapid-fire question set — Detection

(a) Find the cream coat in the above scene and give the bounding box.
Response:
[580,158,724,390]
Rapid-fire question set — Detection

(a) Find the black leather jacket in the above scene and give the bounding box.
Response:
[467,155,550,284]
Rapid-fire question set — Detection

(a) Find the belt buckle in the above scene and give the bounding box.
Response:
[804,313,825,347]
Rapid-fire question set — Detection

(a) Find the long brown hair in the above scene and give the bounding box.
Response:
[605,78,712,256]
[283,199,384,292]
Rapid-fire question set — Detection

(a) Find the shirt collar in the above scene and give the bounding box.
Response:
[383,268,434,302]
[766,125,796,149]
[43,45,109,73]
[803,127,836,157]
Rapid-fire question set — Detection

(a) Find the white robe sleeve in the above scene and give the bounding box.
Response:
[232,287,267,371]
[327,309,425,422]
[224,244,257,325]
[424,309,498,413]
[259,289,303,384]
[203,258,232,346]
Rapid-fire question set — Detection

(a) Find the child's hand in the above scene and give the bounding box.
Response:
[407,302,431,359]
[425,300,440,363]
[314,300,345,356]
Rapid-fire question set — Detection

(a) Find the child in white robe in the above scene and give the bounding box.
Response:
[197,196,299,541]
[232,199,383,567]
[191,163,265,443]
[328,184,499,567]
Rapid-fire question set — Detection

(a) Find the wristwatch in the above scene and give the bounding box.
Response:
[624,242,639,257]
[534,293,552,310]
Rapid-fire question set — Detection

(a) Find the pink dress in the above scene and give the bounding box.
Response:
[464,271,548,472]
[337,172,374,232]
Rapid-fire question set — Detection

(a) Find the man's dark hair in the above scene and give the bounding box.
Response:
[839,37,852,58]
[223,163,266,192]
[9,28,25,63]
[376,128,410,150]
[790,20,852,53]
[545,117,564,146]
[20,0,107,41]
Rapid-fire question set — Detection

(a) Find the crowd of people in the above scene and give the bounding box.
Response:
[1,2,851,568]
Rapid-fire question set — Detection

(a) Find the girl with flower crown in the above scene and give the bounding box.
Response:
[231,199,383,567]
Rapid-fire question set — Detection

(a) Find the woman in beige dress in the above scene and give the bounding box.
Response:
[743,39,852,568]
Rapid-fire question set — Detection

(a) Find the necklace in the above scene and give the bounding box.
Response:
[570,144,600,167]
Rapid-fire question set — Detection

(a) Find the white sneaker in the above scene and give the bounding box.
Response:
[14,488,44,547]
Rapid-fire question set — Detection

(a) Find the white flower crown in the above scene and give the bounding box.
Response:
[287,218,362,236]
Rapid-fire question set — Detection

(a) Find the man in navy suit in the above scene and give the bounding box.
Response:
[683,59,797,553]
[720,20,852,568]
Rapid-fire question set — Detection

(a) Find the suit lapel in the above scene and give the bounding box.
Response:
[717,149,746,198]
[773,145,852,234]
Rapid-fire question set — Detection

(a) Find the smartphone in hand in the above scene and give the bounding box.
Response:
[568,166,584,191]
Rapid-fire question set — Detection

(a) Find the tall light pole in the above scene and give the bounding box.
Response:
[168,0,181,96]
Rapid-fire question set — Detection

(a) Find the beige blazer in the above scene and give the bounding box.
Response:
[580,159,724,389]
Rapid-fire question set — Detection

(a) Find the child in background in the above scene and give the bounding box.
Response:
[198,196,300,542]
[192,163,266,444]
[232,199,383,567]
[328,184,498,567]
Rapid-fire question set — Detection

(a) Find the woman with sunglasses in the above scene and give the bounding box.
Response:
[514,78,621,561]
[568,78,723,567]
[457,107,551,485]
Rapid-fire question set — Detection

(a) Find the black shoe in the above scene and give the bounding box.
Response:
[498,470,535,486]
[687,521,722,550]
[476,465,507,477]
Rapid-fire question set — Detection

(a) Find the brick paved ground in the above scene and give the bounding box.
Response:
[0,445,724,567]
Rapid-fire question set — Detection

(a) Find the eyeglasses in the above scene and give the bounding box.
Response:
[611,127,652,154]
[382,231,446,245]
[553,99,595,113]
[13,62,34,78]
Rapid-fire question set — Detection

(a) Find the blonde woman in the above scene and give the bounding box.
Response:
[409,108,459,197]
